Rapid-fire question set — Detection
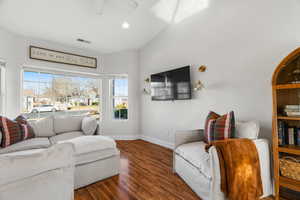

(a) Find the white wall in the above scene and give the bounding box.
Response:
[102,51,140,138]
[0,28,140,137]
[0,29,24,118]
[140,0,300,146]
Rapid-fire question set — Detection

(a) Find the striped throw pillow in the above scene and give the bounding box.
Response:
[0,116,35,148]
[204,111,235,143]
[15,115,35,141]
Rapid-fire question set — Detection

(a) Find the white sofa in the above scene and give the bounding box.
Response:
[0,143,75,200]
[173,121,273,200]
[0,115,120,189]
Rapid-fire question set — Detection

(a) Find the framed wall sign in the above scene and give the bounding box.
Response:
[29,46,97,68]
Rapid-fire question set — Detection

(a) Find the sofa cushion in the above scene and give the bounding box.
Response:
[57,136,116,155]
[175,141,211,179]
[235,121,259,139]
[75,148,119,165]
[81,117,97,135]
[49,131,84,144]
[204,111,235,143]
[0,143,74,186]
[0,138,51,154]
[30,117,55,137]
[54,116,83,134]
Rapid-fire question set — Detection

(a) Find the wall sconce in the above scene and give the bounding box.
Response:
[193,65,207,91]
[143,78,151,95]
[198,65,207,72]
[193,80,204,91]
[143,88,150,95]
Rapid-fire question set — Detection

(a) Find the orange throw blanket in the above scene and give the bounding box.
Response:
[206,138,263,200]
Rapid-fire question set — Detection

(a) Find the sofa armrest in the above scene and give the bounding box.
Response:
[0,143,75,186]
[209,139,273,199]
[253,139,273,198]
[173,129,204,173]
[174,129,204,150]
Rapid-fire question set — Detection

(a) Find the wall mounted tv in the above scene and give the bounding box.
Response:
[151,66,192,101]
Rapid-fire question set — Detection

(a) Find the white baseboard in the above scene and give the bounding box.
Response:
[104,134,174,149]
[109,135,140,140]
[140,135,174,149]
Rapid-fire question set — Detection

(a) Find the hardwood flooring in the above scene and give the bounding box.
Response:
[75,140,200,200]
[74,140,292,200]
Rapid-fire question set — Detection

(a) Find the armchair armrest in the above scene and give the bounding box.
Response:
[208,138,273,199]
[173,129,204,173]
[174,129,204,150]
[0,143,75,186]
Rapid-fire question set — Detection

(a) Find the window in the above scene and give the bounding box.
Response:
[0,60,6,115]
[22,70,101,120]
[111,78,128,120]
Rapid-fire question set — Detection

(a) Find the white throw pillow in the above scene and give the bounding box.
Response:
[53,116,83,134]
[235,121,260,140]
[29,116,55,137]
[81,117,97,135]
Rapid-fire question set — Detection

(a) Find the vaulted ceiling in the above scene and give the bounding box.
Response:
[0,0,209,53]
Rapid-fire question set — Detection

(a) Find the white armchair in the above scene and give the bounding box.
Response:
[173,122,273,200]
[0,143,75,200]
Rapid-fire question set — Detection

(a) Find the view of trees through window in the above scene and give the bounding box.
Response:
[23,71,100,120]
[112,79,128,120]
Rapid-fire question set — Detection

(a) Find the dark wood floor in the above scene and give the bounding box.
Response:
[74,140,292,200]
[75,140,200,200]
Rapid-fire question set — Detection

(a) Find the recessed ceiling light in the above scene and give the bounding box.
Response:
[122,21,130,29]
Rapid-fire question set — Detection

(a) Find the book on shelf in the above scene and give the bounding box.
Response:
[297,128,300,146]
[278,120,285,145]
[278,121,284,145]
[278,120,300,146]
[288,127,295,145]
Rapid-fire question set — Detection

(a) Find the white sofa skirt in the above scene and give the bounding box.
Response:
[75,154,120,189]
[0,167,74,200]
[175,155,211,200]
[174,139,273,200]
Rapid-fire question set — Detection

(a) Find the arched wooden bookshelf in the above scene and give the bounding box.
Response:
[272,47,300,200]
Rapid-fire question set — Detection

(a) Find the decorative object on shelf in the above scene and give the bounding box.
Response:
[29,46,97,68]
[283,105,300,117]
[291,58,300,83]
[279,156,300,181]
[193,80,204,91]
[143,77,151,95]
[272,47,300,200]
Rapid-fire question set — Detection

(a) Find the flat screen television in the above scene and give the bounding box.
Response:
[151,66,191,101]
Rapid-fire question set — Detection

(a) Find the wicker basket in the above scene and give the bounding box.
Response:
[279,156,300,181]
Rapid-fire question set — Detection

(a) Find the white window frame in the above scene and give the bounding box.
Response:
[109,76,129,121]
[0,59,6,116]
[20,65,103,121]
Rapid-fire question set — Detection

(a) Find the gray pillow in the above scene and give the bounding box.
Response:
[54,116,83,134]
[0,130,2,145]
[81,117,97,135]
[29,117,55,137]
